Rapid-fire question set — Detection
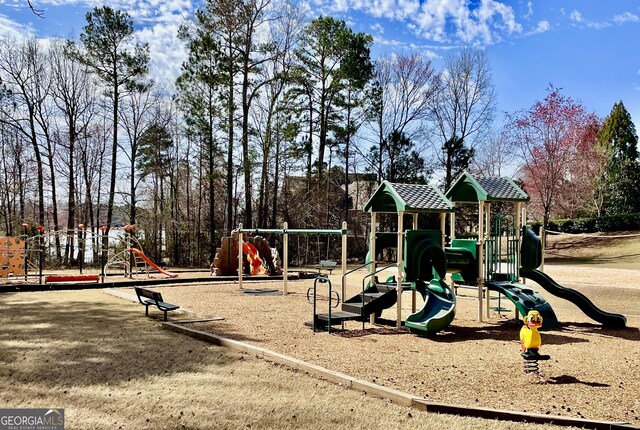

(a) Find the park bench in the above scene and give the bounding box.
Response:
[134,287,179,321]
[316,260,337,275]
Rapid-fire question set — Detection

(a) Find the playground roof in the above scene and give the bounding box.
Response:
[445,172,529,203]
[363,181,454,213]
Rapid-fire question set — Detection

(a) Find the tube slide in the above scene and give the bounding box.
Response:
[405,279,456,335]
[130,248,178,278]
[521,269,626,328]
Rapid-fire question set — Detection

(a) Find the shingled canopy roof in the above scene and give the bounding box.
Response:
[363,181,454,213]
[445,171,529,203]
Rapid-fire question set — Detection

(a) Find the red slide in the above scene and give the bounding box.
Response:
[130,248,178,278]
[242,242,266,275]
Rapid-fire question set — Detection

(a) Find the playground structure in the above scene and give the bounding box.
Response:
[104,225,177,279]
[211,232,282,277]
[0,236,27,278]
[0,224,176,284]
[234,223,348,295]
[308,173,627,335]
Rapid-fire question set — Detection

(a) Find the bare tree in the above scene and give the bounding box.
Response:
[119,86,156,227]
[363,53,439,182]
[49,39,97,264]
[253,0,305,228]
[431,48,496,189]
[472,128,515,177]
[0,37,49,226]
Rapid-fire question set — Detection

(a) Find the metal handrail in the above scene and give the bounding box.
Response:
[309,275,341,334]
[339,261,374,330]
[359,263,396,326]
[361,263,397,292]
[340,261,373,292]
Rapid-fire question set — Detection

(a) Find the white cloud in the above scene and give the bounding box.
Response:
[569,9,583,23]
[526,19,549,35]
[135,22,187,85]
[373,35,403,46]
[525,1,533,19]
[333,0,349,12]
[613,12,639,24]
[314,0,521,46]
[370,22,384,34]
[586,20,611,30]
[0,13,34,39]
[536,20,550,32]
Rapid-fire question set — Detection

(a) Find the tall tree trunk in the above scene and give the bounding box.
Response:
[43,133,62,261]
[271,125,280,230]
[306,94,313,192]
[105,83,119,262]
[225,45,234,234]
[27,111,45,227]
[65,127,76,265]
[241,56,252,227]
[196,151,204,266]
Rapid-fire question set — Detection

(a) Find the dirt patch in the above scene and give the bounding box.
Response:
[153,265,640,425]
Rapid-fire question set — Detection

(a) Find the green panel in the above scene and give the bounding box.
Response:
[453,183,482,202]
[372,191,404,212]
[450,239,477,258]
[520,226,542,271]
[404,230,445,282]
[446,238,478,283]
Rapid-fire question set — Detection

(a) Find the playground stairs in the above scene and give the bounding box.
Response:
[315,282,398,328]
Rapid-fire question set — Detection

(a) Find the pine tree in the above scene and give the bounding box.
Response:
[68,6,150,237]
[598,101,640,215]
[294,16,373,179]
[598,101,638,163]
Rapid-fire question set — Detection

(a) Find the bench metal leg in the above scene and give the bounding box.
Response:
[145,305,149,317]
[163,311,167,322]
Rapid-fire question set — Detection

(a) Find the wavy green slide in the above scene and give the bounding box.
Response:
[403,231,456,335]
[521,269,626,328]
[520,226,626,328]
[405,278,456,335]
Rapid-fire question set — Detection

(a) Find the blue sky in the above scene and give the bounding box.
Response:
[1,0,639,129]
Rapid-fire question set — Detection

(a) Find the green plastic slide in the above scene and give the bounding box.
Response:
[402,231,456,334]
[521,269,626,328]
[405,278,456,335]
[485,280,559,329]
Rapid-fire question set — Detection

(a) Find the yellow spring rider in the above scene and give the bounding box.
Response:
[519,310,550,373]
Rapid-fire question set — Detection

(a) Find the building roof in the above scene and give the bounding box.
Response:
[363,181,454,213]
[445,172,529,203]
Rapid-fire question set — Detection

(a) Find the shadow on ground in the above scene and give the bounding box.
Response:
[545,375,610,388]
[0,291,242,387]
[425,321,590,346]
[556,322,640,341]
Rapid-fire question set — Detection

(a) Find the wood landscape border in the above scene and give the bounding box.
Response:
[162,321,639,430]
